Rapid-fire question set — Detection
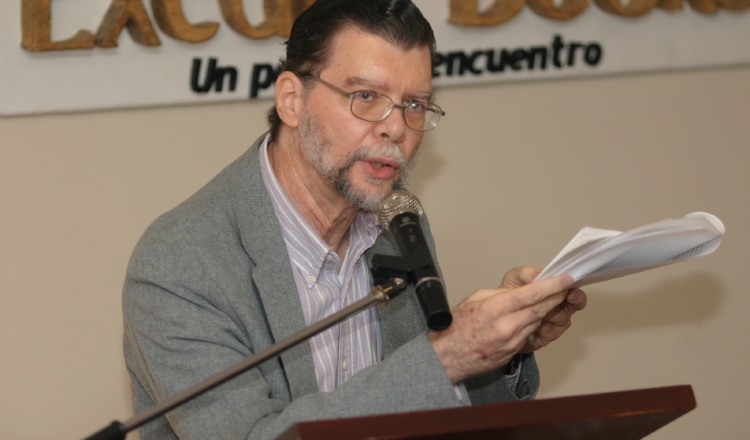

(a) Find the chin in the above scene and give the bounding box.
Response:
[342,181,396,212]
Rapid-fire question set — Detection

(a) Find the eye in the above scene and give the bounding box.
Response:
[404,100,427,113]
[353,91,376,102]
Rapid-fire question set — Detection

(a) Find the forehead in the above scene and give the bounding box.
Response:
[321,26,433,94]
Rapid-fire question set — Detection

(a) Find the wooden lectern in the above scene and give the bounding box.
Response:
[277,385,695,440]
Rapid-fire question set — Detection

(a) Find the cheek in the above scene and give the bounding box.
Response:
[403,133,424,161]
[319,113,374,153]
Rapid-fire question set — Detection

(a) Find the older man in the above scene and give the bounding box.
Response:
[123,1,586,439]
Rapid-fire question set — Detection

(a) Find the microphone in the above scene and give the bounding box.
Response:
[377,190,452,331]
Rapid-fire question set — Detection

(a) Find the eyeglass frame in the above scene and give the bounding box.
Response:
[301,74,446,131]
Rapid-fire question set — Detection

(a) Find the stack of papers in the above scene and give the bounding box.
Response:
[537,212,725,287]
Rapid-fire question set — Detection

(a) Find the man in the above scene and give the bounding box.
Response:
[123,1,587,439]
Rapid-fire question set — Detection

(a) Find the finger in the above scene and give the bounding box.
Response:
[539,289,587,327]
[519,320,548,352]
[566,288,588,311]
[523,266,541,283]
[536,315,572,341]
[488,316,541,355]
[461,288,499,303]
[541,304,573,327]
[520,304,577,352]
[492,289,568,346]
[494,274,574,313]
[499,265,540,289]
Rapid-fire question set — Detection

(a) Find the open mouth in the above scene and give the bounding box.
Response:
[364,159,398,179]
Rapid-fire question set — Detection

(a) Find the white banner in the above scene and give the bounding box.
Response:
[1,0,749,116]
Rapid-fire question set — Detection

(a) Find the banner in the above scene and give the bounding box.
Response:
[1,0,749,116]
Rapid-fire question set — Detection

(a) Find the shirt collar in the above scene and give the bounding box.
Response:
[258,136,380,286]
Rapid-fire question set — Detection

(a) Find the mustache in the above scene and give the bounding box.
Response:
[348,143,407,168]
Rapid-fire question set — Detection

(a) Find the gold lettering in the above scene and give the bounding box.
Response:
[527,0,590,20]
[645,0,750,11]
[689,0,750,12]
[594,0,659,16]
[95,0,161,48]
[448,0,526,26]
[717,0,750,9]
[690,0,720,12]
[20,0,750,53]
[657,0,684,11]
[21,0,95,52]
[151,0,219,42]
[219,0,314,39]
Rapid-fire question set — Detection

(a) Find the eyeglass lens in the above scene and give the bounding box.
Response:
[350,92,440,131]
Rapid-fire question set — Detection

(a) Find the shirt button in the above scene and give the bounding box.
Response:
[306,275,316,284]
[342,359,349,371]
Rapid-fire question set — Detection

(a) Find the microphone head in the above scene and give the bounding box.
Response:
[377,190,424,230]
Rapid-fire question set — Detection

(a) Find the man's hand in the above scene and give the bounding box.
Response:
[429,266,586,384]
[500,266,588,353]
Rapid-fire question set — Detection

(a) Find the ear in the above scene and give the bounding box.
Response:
[274,71,304,128]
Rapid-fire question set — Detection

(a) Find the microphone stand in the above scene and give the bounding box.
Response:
[83,278,407,440]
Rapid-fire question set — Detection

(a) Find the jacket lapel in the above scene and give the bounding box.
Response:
[229,135,319,400]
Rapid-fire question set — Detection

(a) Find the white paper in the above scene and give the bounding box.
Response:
[537,212,725,287]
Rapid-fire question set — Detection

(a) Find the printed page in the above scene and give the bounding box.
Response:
[537,212,725,287]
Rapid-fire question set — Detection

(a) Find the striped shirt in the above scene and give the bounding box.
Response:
[259,136,383,392]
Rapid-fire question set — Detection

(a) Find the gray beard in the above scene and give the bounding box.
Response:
[298,111,419,211]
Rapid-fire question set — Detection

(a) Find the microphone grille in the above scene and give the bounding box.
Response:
[377,190,424,230]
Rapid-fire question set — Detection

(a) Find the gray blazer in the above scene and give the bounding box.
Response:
[123,134,539,440]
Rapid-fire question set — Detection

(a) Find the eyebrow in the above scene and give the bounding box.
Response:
[344,75,434,103]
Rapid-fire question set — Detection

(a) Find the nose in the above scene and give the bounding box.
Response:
[375,104,408,142]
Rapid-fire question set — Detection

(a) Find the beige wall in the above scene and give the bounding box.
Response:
[2,64,748,439]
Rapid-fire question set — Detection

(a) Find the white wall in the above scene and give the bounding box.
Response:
[2,64,749,439]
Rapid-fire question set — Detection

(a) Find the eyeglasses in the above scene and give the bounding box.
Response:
[305,75,445,131]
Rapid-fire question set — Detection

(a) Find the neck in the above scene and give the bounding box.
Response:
[269,131,358,257]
